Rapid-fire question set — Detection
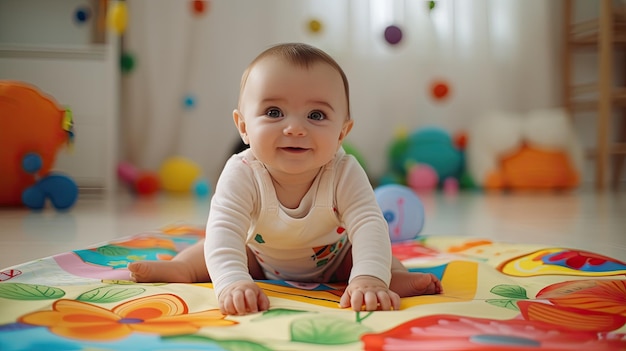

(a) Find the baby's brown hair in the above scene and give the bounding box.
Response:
[238,43,351,119]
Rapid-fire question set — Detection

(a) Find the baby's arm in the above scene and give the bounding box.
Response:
[205,152,270,315]
[339,275,400,311]
[335,154,396,310]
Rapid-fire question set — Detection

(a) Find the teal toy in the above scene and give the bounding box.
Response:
[387,126,464,187]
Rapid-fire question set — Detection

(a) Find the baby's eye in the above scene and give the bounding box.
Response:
[308,110,326,121]
[266,108,283,118]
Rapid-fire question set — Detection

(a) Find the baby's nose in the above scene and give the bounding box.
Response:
[283,119,307,136]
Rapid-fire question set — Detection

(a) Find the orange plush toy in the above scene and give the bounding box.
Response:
[467,108,582,191]
[0,81,75,207]
[485,145,580,190]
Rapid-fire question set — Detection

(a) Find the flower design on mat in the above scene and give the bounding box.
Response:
[18,293,236,341]
[542,250,612,270]
[498,248,626,277]
[535,279,626,317]
[361,314,626,350]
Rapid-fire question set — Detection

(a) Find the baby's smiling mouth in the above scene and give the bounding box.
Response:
[281,147,309,153]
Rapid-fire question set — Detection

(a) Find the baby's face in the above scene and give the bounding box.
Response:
[235,56,352,180]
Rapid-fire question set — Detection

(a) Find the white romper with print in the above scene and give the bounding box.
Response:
[245,155,351,282]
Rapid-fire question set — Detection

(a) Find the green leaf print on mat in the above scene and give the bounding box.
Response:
[76,286,146,303]
[490,284,528,299]
[252,308,310,321]
[97,245,131,256]
[0,283,65,300]
[291,316,371,345]
[486,299,520,311]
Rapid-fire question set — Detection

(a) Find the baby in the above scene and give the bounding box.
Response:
[128,43,442,315]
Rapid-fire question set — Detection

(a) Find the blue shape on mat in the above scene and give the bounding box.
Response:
[73,247,178,269]
[0,325,227,351]
[408,264,446,281]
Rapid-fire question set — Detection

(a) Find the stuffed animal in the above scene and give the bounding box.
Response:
[382,126,466,191]
[0,81,77,209]
[467,108,582,190]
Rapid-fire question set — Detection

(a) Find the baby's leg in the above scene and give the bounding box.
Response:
[128,240,209,283]
[389,257,443,297]
[128,240,267,283]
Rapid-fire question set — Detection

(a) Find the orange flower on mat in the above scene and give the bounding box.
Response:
[536,279,626,316]
[516,280,626,333]
[18,294,236,341]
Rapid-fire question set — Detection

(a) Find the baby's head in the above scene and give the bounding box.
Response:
[234,43,353,176]
[238,43,350,119]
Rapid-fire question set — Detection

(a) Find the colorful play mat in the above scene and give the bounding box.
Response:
[1,224,625,350]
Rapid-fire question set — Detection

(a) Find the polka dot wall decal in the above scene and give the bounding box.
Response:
[74,6,91,24]
[183,94,196,109]
[191,0,209,15]
[120,52,136,74]
[384,25,403,45]
[308,19,323,33]
[430,80,451,101]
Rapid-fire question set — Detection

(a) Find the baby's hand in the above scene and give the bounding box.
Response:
[218,280,270,315]
[339,275,401,311]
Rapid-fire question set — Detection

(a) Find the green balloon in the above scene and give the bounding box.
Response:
[120,52,136,74]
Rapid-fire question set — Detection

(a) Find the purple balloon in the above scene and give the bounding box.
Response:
[384,25,403,45]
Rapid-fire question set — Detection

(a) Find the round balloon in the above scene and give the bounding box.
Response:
[120,52,136,74]
[183,94,196,109]
[384,25,403,45]
[430,80,450,101]
[374,184,425,242]
[107,1,128,34]
[191,0,209,15]
[308,19,323,33]
[74,7,91,23]
[159,157,202,193]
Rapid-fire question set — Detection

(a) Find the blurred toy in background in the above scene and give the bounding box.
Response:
[466,108,582,191]
[0,81,78,210]
[374,184,425,242]
[117,156,211,198]
[106,0,128,35]
[382,126,470,193]
[342,141,368,174]
[21,153,78,210]
[117,161,160,196]
[160,156,211,198]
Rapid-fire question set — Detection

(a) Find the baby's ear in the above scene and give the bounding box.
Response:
[233,109,249,144]
[339,119,354,143]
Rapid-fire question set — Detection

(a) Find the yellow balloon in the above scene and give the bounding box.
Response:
[158,157,202,193]
[308,19,322,33]
[107,2,128,35]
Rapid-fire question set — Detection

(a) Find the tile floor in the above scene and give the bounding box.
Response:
[1,185,624,270]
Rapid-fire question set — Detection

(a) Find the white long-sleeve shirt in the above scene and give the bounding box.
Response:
[204,148,392,298]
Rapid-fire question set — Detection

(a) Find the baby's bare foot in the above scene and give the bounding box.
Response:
[390,271,443,298]
[127,261,196,283]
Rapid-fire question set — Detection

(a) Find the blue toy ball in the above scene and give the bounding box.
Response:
[193,177,212,198]
[374,184,425,242]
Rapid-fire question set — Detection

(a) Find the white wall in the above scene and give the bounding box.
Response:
[121,0,577,187]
